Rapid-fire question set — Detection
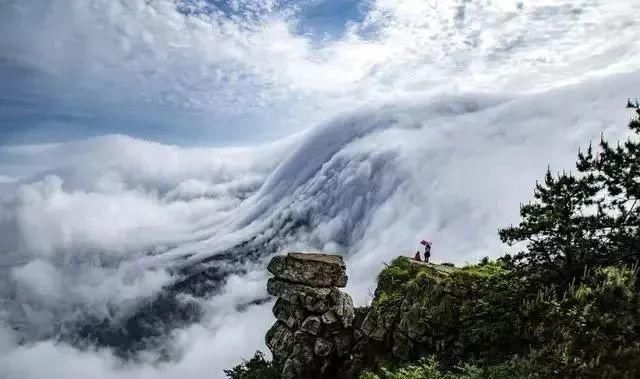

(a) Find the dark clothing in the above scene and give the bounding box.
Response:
[424,245,431,263]
[414,251,422,261]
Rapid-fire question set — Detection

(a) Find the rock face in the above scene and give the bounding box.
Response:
[264,254,466,378]
[265,252,359,378]
[261,254,517,378]
[357,259,522,366]
[268,252,348,288]
[360,260,462,361]
[267,279,333,312]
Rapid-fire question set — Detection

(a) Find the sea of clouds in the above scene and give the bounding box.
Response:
[2,0,640,378]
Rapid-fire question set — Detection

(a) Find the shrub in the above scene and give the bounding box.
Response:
[223,351,280,379]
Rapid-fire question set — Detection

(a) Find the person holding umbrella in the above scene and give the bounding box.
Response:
[420,240,432,263]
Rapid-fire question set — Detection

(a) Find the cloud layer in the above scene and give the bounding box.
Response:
[2,69,640,378]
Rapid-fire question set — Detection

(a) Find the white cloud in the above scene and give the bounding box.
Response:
[0,271,273,379]
[2,69,640,377]
[0,302,273,379]
[2,0,639,139]
[0,133,295,345]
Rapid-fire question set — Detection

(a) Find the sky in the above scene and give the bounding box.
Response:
[0,0,371,144]
[1,1,640,378]
[2,0,638,145]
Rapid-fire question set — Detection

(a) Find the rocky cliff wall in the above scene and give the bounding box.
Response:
[264,253,508,378]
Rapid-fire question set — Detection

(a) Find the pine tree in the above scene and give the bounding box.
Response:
[499,104,640,282]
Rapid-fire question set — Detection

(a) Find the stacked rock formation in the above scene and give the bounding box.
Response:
[265,252,356,378]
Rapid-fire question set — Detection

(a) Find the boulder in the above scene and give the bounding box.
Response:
[314,337,334,357]
[330,289,355,328]
[294,330,316,345]
[360,309,389,342]
[333,332,354,358]
[266,321,294,361]
[321,310,338,325]
[267,278,332,313]
[282,331,316,378]
[273,298,307,329]
[300,315,322,336]
[268,252,348,288]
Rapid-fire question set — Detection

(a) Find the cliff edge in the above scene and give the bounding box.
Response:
[263,253,510,379]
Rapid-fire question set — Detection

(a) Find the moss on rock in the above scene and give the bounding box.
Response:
[363,257,523,365]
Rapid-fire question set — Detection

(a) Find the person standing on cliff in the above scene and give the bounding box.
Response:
[421,240,432,263]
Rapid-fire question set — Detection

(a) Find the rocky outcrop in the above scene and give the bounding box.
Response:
[264,254,487,378]
[360,260,462,361]
[268,253,348,288]
[357,258,526,366]
[265,252,361,379]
